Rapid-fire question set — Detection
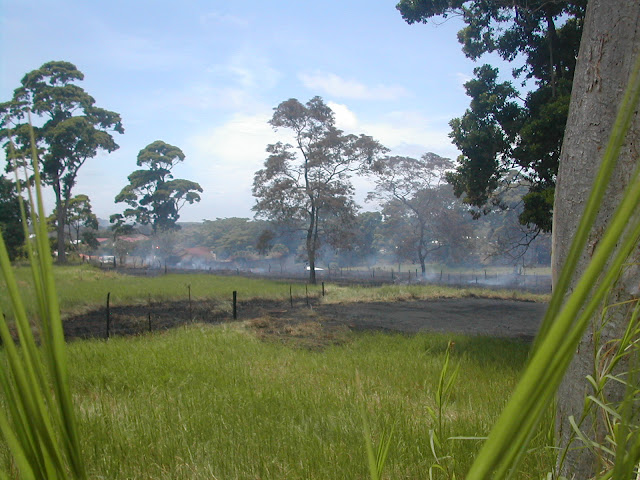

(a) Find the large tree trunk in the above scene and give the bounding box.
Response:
[552,1,639,478]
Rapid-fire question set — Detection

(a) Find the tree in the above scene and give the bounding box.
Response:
[552,1,640,477]
[0,175,26,260]
[252,96,386,284]
[256,229,276,256]
[0,61,124,263]
[339,211,384,267]
[397,1,586,232]
[369,153,472,274]
[113,141,203,233]
[48,194,98,250]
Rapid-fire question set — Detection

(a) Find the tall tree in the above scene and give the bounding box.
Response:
[113,141,203,233]
[0,175,26,260]
[552,1,640,477]
[0,61,124,262]
[252,96,386,284]
[369,153,471,273]
[397,1,586,232]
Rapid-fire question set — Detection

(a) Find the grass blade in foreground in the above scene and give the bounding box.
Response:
[0,125,86,479]
[466,52,640,479]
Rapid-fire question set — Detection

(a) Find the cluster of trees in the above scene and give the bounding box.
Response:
[0,1,635,477]
[0,61,202,262]
[251,96,550,283]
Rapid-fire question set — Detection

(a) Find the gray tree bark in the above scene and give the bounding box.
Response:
[553,1,640,478]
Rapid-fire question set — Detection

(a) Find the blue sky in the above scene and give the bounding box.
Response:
[1,0,491,223]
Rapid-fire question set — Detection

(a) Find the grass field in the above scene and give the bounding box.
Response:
[1,325,554,479]
[0,264,548,320]
[0,265,554,478]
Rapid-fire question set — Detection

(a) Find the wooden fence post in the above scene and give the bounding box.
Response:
[188,284,192,322]
[106,292,111,339]
[232,291,237,320]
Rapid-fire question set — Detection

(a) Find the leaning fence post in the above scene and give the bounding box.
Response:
[232,291,237,320]
[106,292,111,339]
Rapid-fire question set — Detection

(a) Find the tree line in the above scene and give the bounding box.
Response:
[0,1,637,477]
[0,61,203,263]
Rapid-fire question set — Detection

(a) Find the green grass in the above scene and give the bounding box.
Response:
[0,265,547,321]
[323,282,548,304]
[1,265,303,317]
[1,325,554,479]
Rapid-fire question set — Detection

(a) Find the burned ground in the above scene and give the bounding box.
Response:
[62,296,546,348]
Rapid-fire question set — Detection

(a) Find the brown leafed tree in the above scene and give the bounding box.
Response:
[369,153,473,273]
[252,96,387,283]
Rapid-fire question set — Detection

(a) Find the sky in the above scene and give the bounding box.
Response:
[1,0,495,223]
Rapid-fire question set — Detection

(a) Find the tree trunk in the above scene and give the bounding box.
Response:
[553,2,639,477]
[54,188,67,264]
[307,210,317,285]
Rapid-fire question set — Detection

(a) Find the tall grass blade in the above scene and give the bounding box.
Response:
[0,119,87,478]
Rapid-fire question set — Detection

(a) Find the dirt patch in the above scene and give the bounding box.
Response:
[61,296,546,346]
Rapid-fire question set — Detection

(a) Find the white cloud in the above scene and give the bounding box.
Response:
[326,103,459,159]
[299,71,408,100]
[184,112,295,219]
[208,50,282,90]
[327,101,359,130]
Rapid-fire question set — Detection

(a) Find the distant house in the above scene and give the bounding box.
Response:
[118,234,149,243]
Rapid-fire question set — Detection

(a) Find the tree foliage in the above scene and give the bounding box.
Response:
[397,1,586,232]
[0,61,124,262]
[252,96,387,283]
[113,140,203,233]
[369,153,472,272]
[48,194,98,251]
[0,175,26,260]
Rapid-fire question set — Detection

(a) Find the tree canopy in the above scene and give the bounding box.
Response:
[113,140,203,233]
[369,153,472,272]
[0,176,26,260]
[252,96,387,283]
[0,60,124,262]
[48,194,98,250]
[397,1,586,232]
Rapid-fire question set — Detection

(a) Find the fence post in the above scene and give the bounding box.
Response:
[322,282,325,297]
[106,292,111,339]
[148,293,152,332]
[306,284,309,307]
[188,284,192,322]
[232,291,237,320]
[290,285,293,307]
